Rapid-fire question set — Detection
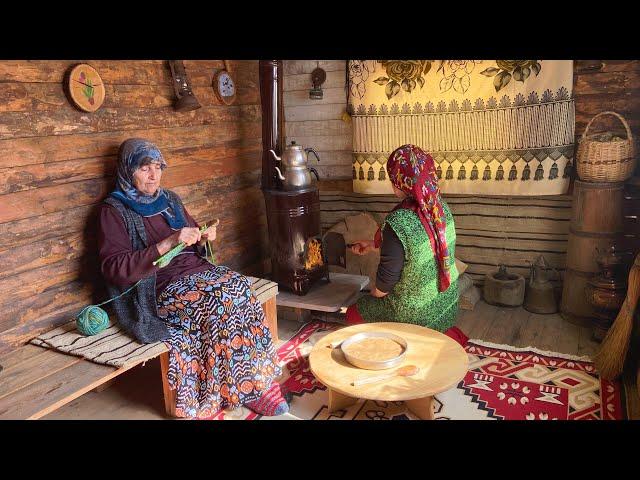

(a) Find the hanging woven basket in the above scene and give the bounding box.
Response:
[577,111,636,182]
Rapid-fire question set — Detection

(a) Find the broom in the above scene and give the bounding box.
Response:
[594,252,640,380]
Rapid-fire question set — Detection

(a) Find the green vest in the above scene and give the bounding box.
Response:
[356,202,459,332]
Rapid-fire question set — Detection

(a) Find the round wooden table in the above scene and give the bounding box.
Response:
[309,322,469,419]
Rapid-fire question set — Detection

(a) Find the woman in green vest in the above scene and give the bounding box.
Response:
[346,144,468,345]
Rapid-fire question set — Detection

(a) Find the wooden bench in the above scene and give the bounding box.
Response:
[0,277,278,420]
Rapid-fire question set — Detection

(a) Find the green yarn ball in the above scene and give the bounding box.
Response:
[77,305,109,336]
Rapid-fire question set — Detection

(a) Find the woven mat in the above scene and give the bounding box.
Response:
[30,320,168,368]
[29,276,278,369]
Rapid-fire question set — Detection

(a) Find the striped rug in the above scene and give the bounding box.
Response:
[29,276,278,368]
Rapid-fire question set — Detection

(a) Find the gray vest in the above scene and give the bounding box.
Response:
[102,190,186,343]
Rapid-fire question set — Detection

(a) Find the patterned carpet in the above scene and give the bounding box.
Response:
[211,320,625,420]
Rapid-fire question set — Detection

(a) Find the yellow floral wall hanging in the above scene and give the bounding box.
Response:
[348,60,573,195]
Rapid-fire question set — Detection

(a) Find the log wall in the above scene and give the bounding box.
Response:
[0,60,267,354]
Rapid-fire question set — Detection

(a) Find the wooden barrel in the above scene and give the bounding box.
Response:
[570,180,624,233]
[560,269,597,326]
[561,180,624,324]
[566,229,621,273]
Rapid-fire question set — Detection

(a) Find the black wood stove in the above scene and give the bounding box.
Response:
[259,61,328,295]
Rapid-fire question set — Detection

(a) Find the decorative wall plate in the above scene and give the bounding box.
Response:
[213,60,236,105]
[67,63,106,112]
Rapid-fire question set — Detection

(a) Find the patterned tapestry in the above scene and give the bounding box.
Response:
[348,60,575,195]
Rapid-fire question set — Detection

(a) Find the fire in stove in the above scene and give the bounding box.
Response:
[303,237,325,270]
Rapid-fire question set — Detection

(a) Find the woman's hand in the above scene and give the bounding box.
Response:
[155,226,201,257]
[350,240,377,256]
[200,218,220,245]
[176,227,202,246]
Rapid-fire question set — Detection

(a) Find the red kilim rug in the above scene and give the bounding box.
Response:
[212,320,625,420]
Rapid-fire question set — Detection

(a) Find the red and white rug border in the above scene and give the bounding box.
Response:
[467,338,593,362]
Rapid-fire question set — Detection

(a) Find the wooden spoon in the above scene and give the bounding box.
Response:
[351,365,419,387]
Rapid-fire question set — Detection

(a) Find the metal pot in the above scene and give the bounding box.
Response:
[270,141,320,190]
[524,255,558,314]
[274,165,319,190]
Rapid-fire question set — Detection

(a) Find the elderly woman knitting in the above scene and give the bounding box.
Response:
[98,138,289,418]
[347,144,468,345]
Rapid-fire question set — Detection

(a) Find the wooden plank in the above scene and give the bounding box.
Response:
[0,232,89,280]
[284,87,347,107]
[574,71,640,95]
[284,61,345,75]
[500,307,532,347]
[0,60,172,84]
[441,203,570,221]
[577,325,600,358]
[159,352,176,417]
[481,305,519,345]
[0,257,88,305]
[499,310,536,348]
[285,119,352,138]
[0,170,261,251]
[460,300,498,340]
[317,179,352,193]
[284,134,352,152]
[0,122,261,169]
[0,60,256,85]
[0,137,261,195]
[0,281,93,338]
[453,216,570,235]
[455,245,566,269]
[0,105,261,140]
[520,313,577,355]
[262,297,279,343]
[0,191,265,298]
[298,150,352,167]
[574,60,640,74]
[284,70,346,91]
[0,77,260,114]
[0,178,111,224]
[0,150,261,224]
[0,347,83,400]
[456,235,567,254]
[456,228,568,242]
[539,313,581,356]
[285,104,347,122]
[575,93,640,119]
[315,164,353,180]
[0,358,126,419]
[463,264,560,284]
[0,344,52,371]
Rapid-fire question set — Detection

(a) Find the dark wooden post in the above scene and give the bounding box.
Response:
[259,60,284,191]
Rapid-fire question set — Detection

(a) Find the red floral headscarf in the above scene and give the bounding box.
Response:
[375,144,451,292]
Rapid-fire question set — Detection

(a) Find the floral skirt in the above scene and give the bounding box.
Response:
[157,266,282,418]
